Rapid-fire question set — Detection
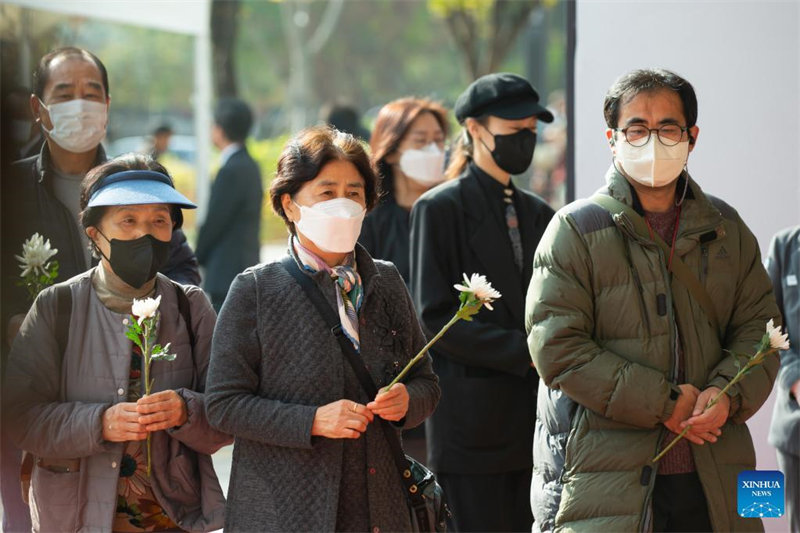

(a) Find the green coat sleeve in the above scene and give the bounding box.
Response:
[526,212,677,429]
[706,214,781,423]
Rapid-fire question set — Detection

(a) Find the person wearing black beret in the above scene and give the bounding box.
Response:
[409,72,555,532]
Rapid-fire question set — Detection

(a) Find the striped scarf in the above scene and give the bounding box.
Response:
[292,236,363,352]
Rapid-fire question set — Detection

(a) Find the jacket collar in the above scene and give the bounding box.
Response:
[603,165,726,253]
[35,142,108,185]
[458,162,526,318]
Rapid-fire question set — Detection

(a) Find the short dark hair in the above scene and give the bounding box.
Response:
[153,124,173,136]
[80,153,183,233]
[33,47,109,99]
[214,98,253,143]
[270,126,379,230]
[603,68,697,129]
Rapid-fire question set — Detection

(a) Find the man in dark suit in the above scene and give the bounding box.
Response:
[196,98,263,311]
[409,73,555,532]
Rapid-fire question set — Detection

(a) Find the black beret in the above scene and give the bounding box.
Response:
[454,72,554,124]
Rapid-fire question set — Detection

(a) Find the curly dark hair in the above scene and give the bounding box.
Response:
[270,126,379,231]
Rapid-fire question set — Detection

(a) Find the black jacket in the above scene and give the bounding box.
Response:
[1,144,200,348]
[409,162,554,473]
[359,185,411,284]
[195,146,263,298]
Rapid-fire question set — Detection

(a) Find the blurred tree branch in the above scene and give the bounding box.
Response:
[431,0,543,80]
[211,0,240,98]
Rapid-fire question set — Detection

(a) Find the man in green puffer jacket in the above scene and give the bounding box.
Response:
[526,68,780,532]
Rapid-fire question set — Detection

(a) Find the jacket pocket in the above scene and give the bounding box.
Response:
[30,464,80,532]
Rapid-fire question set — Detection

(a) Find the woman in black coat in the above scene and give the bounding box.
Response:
[358,98,449,285]
[409,73,555,532]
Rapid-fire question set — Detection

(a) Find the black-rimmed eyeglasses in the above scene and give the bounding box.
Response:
[614,124,689,147]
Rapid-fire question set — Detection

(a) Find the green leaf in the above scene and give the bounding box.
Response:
[151,352,176,362]
[125,329,144,351]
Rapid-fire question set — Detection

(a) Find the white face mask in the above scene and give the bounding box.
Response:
[615,134,689,188]
[294,197,366,253]
[40,98,107,153]
[398,143,445,185]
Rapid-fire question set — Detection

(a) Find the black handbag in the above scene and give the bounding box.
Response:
[281,256,450,532]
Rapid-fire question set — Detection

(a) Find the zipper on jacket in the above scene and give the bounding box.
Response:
[700,244,709,284]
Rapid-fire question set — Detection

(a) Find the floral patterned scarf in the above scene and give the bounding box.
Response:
[291,236,363,352]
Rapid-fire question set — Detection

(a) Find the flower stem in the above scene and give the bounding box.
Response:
[382,313,462,393]
[142,321,152,477]
[652,348,777,462]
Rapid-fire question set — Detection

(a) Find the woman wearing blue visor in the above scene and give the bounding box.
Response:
[3,154,231,532]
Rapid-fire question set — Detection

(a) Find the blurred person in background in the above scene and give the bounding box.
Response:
[0,46,200,532]
[2,86,44,161]
[195,98,263,312]
[147,123,174,161]
[767,226,800,532]
[320,101,370,141]
[359,97,449,285]
[205,126,439,532]
[410,73,555,532]
[3,154,230,532]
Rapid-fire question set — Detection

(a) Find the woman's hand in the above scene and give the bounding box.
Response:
[136,390,188,432]
[367,383,409,422]
[103,403,148,442]
[311,400,374,439]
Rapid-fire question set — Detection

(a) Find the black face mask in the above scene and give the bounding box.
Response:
[481,127,537,175]
[97,232,171,289]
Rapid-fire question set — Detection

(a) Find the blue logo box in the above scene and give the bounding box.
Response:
[737,470,784,518]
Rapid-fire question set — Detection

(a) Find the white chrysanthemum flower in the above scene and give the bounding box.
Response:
[454,273,502,310]
[131,295,162,325]
[15,233,58,278]
[767,319,790,351]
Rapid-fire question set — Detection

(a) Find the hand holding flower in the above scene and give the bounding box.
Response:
[368,383,409,422]
[125,295,177,475]
[683,386,729,437]
[102,402,147,443]
[653,319,790,462]
[663,384,700,440]
[382,273,501,392]
[136,390,188,431]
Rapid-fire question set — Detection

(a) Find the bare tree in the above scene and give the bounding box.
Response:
[280,0,344,132]
[211,0,240,98]
[432,0,541,80]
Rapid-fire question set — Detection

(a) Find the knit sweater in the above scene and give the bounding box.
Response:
[205,245,440,532]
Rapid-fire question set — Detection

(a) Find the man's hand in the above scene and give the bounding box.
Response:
[663,384,703,443]
[791,379,800,403]
[682,386,729,443]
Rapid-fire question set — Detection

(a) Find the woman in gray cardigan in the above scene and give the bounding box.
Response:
[205,126,441,532]
[3,154,231,532]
